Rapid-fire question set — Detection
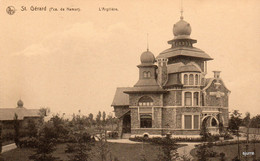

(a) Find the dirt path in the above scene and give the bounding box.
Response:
[1,143,17,153]
[177,142,200,160]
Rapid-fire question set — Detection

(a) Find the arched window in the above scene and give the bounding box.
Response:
[140,115,152,128]
[143,72,147,78]
[147,71,151,78]
[189,74,194,85]
[185,92,192,106]
[195,74,199,85]
[184,74,188,85]
[139,96,153,106]
[194,92,199,106]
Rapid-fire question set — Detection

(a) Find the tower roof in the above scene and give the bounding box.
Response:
[140,50,155,64]
[173,18,191,39]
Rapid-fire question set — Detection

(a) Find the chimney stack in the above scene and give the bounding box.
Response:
[213,71,221,79]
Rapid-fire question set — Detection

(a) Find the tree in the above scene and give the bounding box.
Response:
[96,111,102,129]
[88,113,94,127]
[228,110,242,134]
[68,132,94,161]
[156,135,178,161]
[102,111,106,127]
[13,113,20,147]
[196,144,210,161]
[30,122,58,161]
[27,119,38,138]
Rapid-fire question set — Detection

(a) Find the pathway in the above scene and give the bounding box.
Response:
[1,143,17,153]
[107,139,143,144]
[177,142,200,160]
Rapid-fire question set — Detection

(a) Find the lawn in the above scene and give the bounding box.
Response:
[190,143,260,161]
[1,142,179,161]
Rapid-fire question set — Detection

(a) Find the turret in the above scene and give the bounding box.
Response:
[157,58,168,87]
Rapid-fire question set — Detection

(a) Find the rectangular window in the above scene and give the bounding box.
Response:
[185,92,192,106]
[193,92,199,106]
[184,115,192,129]
[140,115,152,128]
[194,115,199,129]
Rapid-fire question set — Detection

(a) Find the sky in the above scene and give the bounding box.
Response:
[0,0,260,117]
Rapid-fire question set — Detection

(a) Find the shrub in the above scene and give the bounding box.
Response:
[19,137,39,148]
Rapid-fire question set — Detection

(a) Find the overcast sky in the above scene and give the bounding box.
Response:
[0,0,259,117]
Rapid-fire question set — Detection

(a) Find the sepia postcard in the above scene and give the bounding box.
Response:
[0,0,260,161]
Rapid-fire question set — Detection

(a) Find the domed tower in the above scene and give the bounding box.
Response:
[156,14,213,87]
[17,99,24,108]
[134,49,158,87]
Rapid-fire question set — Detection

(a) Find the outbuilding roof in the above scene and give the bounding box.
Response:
[111,87,130,106]
[0,108,40,121]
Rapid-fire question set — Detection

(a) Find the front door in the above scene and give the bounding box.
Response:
[122,114,131,133]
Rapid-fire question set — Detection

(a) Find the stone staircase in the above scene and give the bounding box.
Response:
[122,133,131,139]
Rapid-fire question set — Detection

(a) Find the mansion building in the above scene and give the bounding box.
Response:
[112,15,230,138]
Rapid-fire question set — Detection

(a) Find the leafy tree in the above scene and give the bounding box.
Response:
[30,122,58,161]
[96,111,102,129]
[196,144,210,161]
[88,113,94,127]
[13,113,20,147]
[27,119,38,138]
[102,111,106,127]
[68,132,94,161]
[250,114,260,128]
[228,110,242,133]
[156,135,178,161]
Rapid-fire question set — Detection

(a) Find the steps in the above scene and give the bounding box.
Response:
[122,133,131,139]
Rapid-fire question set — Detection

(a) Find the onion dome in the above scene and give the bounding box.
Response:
[140,50,155,64]
[173,17,191,38]
[17,99,24,107]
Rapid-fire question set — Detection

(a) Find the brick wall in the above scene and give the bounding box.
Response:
[163,90,182,106]
[131,108,139,128]
[114,106,129,118]
[129,93,162,106]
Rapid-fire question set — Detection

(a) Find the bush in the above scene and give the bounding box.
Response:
[130,136,204,143]
[19,137,39,148]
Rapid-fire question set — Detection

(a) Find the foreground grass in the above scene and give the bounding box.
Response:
[1,142,166,161]
[190,143,260,161]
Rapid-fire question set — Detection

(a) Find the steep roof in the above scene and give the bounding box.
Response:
[167,62,201,74]
[124,86,167,94]
[156,46,213,60]
[111,87,130,106]
[0,108,40,121]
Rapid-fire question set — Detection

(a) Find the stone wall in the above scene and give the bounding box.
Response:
[114,106,129,118]
[131,108,139,129]
[163,90,182,106]
[162,108,176,128]
[129,93,162,106]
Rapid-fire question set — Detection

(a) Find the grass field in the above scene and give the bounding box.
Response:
[1,142,164,161]
[190,143,260,161]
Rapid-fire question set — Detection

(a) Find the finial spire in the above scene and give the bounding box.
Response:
[147,33,149,51]
[180,0,184,20]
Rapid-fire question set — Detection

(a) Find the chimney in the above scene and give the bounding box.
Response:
[213,71,221,79]
[157,58,168,86]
